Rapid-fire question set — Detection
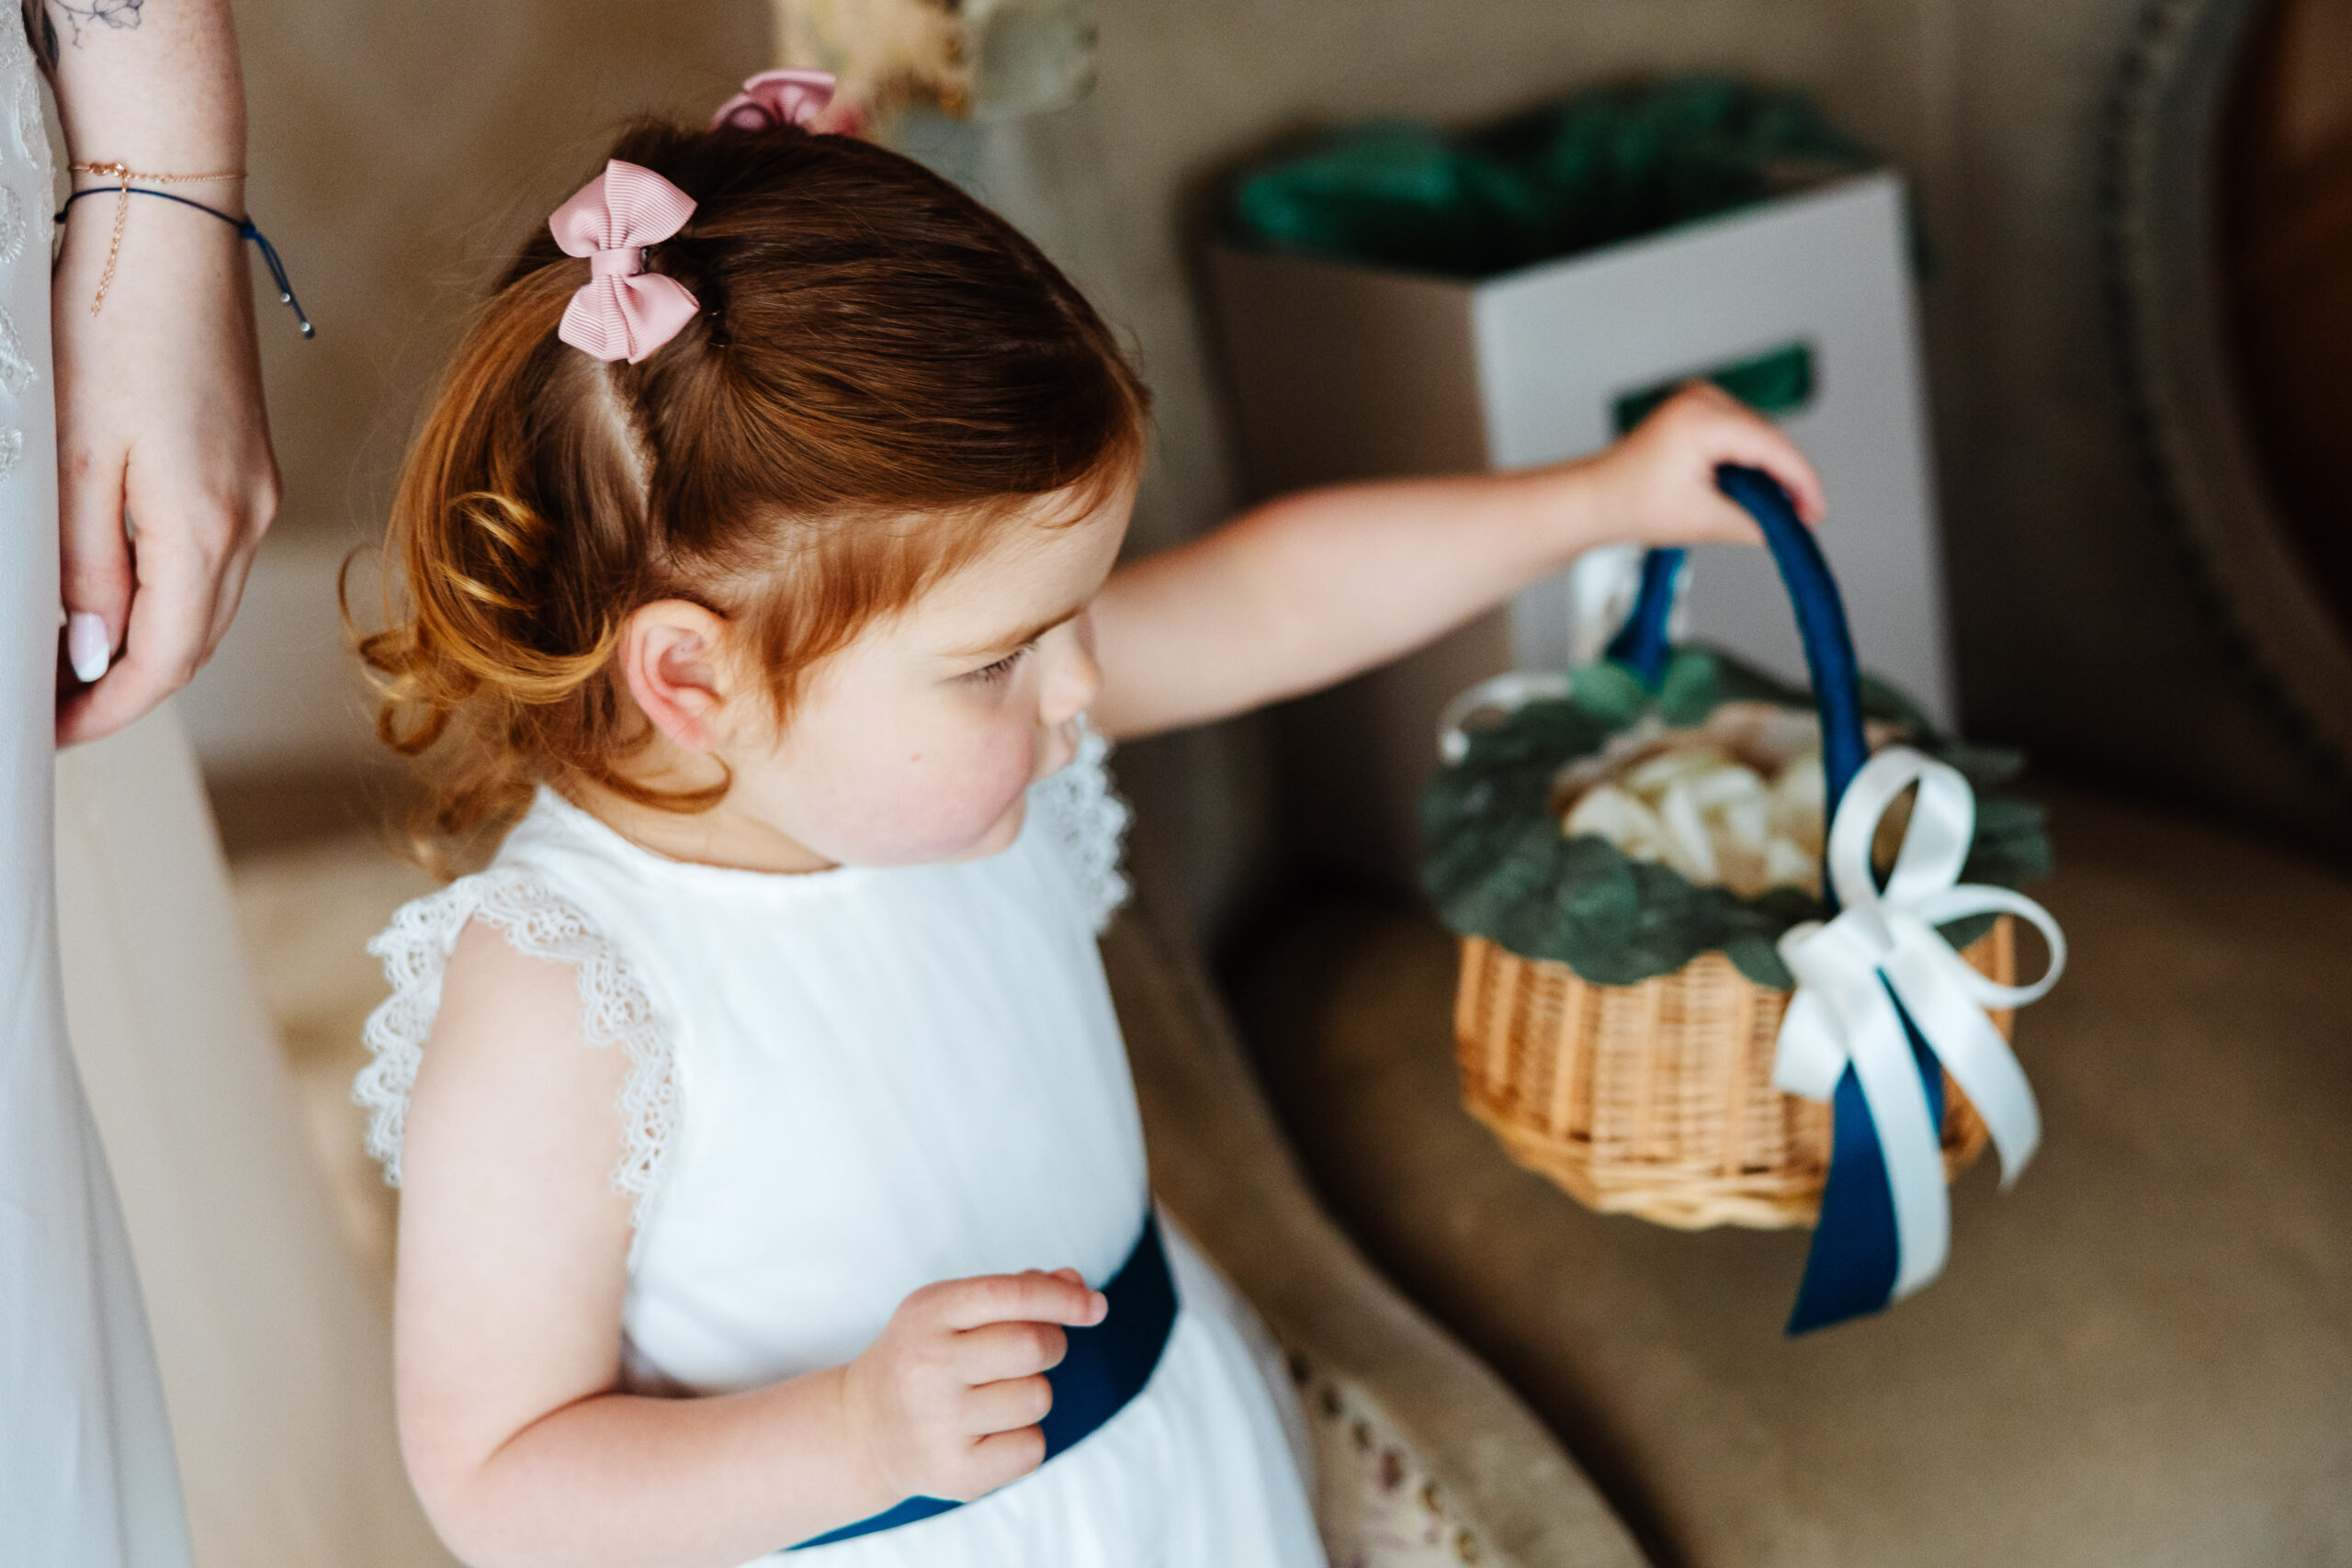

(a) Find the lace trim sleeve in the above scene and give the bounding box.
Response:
[353,866,679,1232]
[1031,716,1133,934]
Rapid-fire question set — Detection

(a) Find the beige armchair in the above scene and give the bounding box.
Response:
[1230,783,2352,1567]
[1107,897,1645,1566]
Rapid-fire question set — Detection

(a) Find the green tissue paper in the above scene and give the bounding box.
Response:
[1227,76,1878,280]
[1419,647,2052,989]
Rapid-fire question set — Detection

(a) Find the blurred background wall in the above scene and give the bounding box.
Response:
[186,0,769,825]
[192,0,2349,936]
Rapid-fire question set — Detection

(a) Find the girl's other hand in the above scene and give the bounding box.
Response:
[1589,381,1825,547]
[52,190,281,745]
[840,1267,1107,1506]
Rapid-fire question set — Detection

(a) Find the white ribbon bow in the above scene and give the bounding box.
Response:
[1773,747,2066,1301]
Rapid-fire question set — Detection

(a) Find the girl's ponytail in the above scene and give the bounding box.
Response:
[356,264,644,865]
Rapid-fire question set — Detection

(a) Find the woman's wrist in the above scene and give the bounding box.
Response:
[51,169,311,340]
[67,164,247,211]
[54,185,249,321]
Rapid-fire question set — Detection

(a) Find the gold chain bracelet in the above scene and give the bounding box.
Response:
[68,162,245,314]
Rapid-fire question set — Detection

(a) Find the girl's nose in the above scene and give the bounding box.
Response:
[1039,616,1102,725]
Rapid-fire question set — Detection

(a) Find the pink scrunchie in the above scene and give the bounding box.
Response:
[548,159,700,365]
[711,68,842,133]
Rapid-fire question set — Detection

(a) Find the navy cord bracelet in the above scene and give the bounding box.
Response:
[56,186,314,339]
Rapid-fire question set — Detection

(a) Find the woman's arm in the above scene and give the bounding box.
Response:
[34,0,281,743]
[1088,384,1823,741]
[400,925,1099,1568]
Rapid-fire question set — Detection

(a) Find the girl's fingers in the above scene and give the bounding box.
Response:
[1727,428,1826,525]
[961,1373,1054,1438]
[1691,392,1826,524]
[1692,493,1769,544]
[954,1318,1070,1383]
[934,1271,1105,1332]
[1641,383,1829,530]
[958,1426,1048,1497]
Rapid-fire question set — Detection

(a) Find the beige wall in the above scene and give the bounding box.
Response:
[181,0,770,775]
[942,3,1977,930]
[241,0,768,544]
[186,0,2347,926]
[940,0,2350,928]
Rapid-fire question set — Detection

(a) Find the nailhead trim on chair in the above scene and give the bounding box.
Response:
[1290,1348,1492,1565]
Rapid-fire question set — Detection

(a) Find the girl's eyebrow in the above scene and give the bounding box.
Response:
[950,602,1084,660]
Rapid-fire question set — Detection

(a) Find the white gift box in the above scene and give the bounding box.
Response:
[1207,170,1950,886]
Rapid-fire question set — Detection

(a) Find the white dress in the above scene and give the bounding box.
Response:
[0,15,196,1564]
[356,732,1327,1567]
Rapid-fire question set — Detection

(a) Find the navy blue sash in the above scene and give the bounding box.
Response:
[791,1212,1178,1549]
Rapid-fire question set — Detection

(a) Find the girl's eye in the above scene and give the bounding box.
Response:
[967,641,1035,685]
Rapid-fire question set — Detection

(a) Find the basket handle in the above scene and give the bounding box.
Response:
[1604,465,1868,863]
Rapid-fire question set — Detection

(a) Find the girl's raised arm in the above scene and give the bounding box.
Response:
[1087,385,1823,741]
[36,0,280,743]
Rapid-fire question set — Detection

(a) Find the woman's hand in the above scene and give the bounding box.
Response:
[51,186,280,745]
[839,1268,1106,1506]
[1584,381,1826,547]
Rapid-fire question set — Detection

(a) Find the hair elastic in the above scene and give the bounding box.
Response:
[711,69,842,133]
[57,164,313,338]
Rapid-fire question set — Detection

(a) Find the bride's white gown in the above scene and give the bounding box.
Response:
[0,14,191,1557]
[0,17,443,1566]
[51,713,451,1568]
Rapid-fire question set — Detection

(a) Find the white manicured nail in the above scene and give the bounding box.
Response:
[66,612,110,683]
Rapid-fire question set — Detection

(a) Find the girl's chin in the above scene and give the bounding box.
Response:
[946,795,1028,863]
[836,793,1028,869]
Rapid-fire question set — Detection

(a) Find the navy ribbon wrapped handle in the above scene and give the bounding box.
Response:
[1610,465,1946,1335]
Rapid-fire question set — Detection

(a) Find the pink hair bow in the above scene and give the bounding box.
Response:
[548,160,700,364]
[711,68,842,133]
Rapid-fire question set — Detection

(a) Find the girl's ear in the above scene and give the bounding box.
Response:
[619,600,735,754]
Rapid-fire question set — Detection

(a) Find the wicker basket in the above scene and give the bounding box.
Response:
[1436,468,2034,1235]
[1453,915,2015,1230]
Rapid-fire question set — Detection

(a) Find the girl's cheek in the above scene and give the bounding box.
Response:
[922,723,1040,849]
[822,716,1037,864]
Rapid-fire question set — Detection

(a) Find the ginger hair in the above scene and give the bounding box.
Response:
[356,117,1148,868]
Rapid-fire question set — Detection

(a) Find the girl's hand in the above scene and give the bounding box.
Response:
[52,188,281,745]
[1587,381,1826,547]
[839,1267,1107,1506]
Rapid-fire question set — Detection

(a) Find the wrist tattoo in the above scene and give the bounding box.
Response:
[37,0,141,58]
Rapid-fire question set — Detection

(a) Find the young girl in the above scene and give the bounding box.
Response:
[355,79,1820,1568]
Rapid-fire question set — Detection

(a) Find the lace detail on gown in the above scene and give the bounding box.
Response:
[355,866,679,1230]
[1033,719,1132,933]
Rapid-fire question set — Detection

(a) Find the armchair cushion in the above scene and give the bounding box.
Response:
[1102,900,1646,1568]
[1232,785,2352,1567]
